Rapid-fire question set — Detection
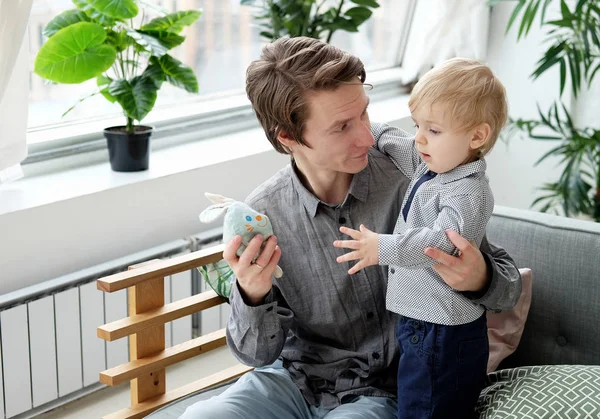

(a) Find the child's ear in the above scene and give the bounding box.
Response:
[470,123,491,150]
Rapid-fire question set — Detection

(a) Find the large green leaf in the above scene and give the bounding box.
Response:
[73,0,115,26]
[43,9,90,37]
[74,0,138,20]
[34,22,116,84]
[324,17,359,33]
[138,30,185,50]
[344,7,373,26]
[108,76,158,122]
[140,10,202,34]
[151,55,198,93]
[141,63,166,89]
[124,27,169,57]
[349,0,380,8]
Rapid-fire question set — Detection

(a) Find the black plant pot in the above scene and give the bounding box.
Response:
[104,125,153,172]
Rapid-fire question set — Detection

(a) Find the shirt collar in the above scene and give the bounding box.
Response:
[436,159,487,184]
[290,159,371,217]
[290,162,320,217]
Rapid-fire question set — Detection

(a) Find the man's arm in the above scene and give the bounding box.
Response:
[224,234,291,367]
[424,232,522,312]
[226,279,292,367]
[370,122,421,178]
[467,236,522,311]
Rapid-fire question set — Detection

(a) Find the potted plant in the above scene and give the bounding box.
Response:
[34,2,201,172]
[496,0,600,221]
[240,0,380,42]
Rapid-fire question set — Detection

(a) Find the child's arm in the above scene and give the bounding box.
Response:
[334,188,494,273]
[371,122,421,178]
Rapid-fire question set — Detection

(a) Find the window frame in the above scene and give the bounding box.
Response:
[23,0,417,167]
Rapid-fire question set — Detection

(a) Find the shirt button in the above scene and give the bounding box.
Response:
[266,306,273,312]
[339,217,346,224]
[270,334,276,339]
[366,311,374,319]
[390,268,395,274]
[372,352,380,359]
[411,335,419,344]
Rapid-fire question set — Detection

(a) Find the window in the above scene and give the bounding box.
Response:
[27,0,412,146]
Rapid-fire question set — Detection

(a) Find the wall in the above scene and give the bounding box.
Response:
[485,2,566,211]
[0,149,289,294]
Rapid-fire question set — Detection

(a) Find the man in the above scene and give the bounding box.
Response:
[181,37,521,419]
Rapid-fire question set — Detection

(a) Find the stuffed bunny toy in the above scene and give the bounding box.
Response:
[199,193,283,279]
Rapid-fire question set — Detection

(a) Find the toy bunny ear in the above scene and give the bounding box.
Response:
[199,204,228,223]
[199,193,236,223]
[205,192,235,205]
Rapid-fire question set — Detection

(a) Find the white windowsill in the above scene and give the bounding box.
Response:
[0,93,411,217]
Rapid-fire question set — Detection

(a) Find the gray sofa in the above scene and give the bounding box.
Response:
[148,205,600,418]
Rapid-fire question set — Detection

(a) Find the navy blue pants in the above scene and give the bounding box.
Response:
[396,313,488,419]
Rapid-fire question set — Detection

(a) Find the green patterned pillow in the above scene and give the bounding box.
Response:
[197,260,234,298]
[477,365,600,418]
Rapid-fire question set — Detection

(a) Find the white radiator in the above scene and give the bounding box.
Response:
[0,230,228,418]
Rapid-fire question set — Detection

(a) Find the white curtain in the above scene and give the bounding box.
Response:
[0,0,34,183]
[402,0,490,84]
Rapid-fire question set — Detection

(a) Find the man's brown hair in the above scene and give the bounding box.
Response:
[246,36,366,154]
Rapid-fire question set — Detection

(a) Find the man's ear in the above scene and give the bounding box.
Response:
[277,129,296,152]
[470,123,491,150]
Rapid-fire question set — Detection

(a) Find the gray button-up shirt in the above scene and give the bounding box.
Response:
[226,124,521,409]
[373,123,494,325]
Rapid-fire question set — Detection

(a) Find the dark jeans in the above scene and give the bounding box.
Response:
[396,313,488,419]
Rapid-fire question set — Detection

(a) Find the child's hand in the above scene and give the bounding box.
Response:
[333,224,379,275]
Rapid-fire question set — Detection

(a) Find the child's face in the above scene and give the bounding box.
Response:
[411,103,480,174]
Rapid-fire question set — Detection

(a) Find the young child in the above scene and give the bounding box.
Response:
[334,58,508,418]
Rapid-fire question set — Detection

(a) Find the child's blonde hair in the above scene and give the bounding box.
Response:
[408,58,508,157]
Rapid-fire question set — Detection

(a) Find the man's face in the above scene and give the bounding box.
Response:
[290,83,373,176]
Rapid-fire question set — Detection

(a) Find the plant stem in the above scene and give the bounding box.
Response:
[119,51,127,81]
[300,1,313,37]
[129,19,135,79]
[126,116,135,133]
[315,0,327,15]
[326,0,344,43]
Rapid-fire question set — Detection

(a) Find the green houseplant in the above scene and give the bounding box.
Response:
[240,0,380,42]
[34,1,201,172]
[497,0,600,221]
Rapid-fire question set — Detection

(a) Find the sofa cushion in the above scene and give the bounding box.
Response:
[487,206,600,367]
[476,365,600,418]
[487,268,533,372]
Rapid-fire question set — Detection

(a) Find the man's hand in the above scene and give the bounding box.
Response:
[333,224,379,275]
[424,229,487,292]
[223,234,281,305]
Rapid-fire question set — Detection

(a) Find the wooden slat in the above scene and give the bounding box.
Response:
[128,276,165,405]
[97,245,225,293]
[100,329,227,386]
[102,363,253,419]
[98,290,225,342]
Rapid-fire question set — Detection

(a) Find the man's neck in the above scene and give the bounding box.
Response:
[294,160,353,205]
